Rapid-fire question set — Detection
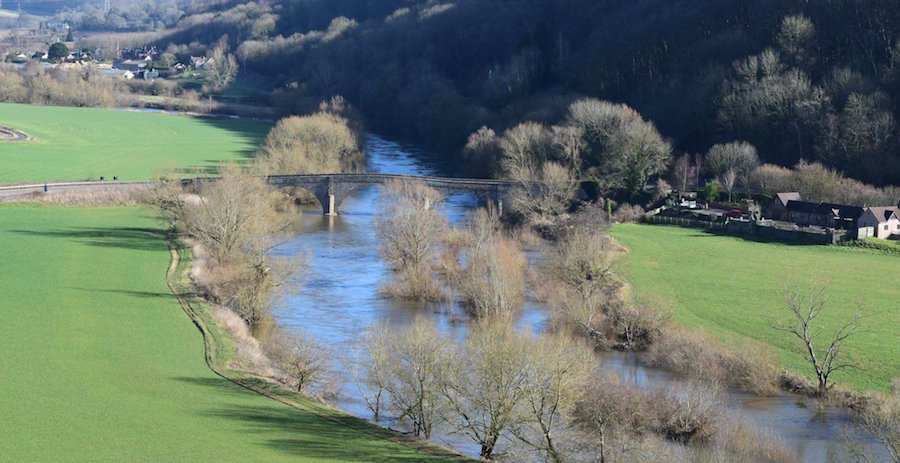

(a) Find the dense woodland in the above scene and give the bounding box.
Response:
[126,0,900,186]
[19,0,900,194]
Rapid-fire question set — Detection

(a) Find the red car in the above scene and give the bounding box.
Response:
[724,209,743,218]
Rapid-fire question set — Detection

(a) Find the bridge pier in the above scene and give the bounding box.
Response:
[326,193,337,216]
[262,173,517,217]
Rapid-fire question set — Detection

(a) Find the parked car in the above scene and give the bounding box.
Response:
[724,209,742,218]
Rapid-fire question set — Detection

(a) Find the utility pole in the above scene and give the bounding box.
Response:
[104,0,111,13]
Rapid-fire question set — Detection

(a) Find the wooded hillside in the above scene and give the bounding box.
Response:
[142,0,900,184]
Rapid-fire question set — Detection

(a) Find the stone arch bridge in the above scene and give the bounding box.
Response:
[186,173,521,216]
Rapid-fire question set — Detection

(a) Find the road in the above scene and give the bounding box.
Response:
[0,180,151,198]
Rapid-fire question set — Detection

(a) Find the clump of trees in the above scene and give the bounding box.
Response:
[0,63,117,107]
[351,315,793,462]
[449,210,527,318]
[352,317,593,461]
[749,160,900,206]
[153,164,299,325]
[543,229,668,350]
[375,180,447,300]
[203,44,238,92]
[704,141,760,202]
[256,105,365,176]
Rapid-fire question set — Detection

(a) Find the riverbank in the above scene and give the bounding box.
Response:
[0,203,466,462]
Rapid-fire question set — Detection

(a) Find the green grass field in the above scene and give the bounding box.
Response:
[609,223,900,393]
[0,204,456,462]
[0,103,270,184]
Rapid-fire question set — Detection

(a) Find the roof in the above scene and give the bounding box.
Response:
[775,192,801,206]
[865,206,900,222]
[786,200,864,219]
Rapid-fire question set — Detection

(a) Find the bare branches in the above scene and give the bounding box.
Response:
[375,180,447,300]
[265,329,332,393]
[546,230,623,342]
[769,280,864,395]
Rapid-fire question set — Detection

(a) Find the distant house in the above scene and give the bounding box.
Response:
[785,200,863,230]
[190,56,207,68]
[765,192,801,220]
[858,206,900,239]
[135,69,158,80]
[114,59,147,72]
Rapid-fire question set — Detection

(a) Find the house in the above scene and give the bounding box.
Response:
[135,69,158,80]
[190,56,207,68]
[858,206,900,239]
[765,192,801,220]
[113,59,147,72]
[785,200,863,230]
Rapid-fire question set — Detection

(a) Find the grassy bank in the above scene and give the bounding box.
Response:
[0,103,270,184]
[609,223,900,393]
[0,203,460,462]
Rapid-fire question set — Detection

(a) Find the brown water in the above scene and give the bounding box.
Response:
[272,134,886,462]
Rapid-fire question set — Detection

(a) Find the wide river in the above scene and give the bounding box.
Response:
[272,134,884,462]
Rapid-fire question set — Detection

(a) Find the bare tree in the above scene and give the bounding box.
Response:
[769,281,863,395]
[384,317,453,439]
[463,125,501,174]
[345,323,392,422]
[722,168,738,203]
[609,301,669,351]
[551,124,585,173]
[511,333,593,463]
[671,153,693,200]
[441,320,530,459]
[266,329,332,393]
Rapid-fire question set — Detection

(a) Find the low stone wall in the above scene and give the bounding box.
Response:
[646,212,848,245]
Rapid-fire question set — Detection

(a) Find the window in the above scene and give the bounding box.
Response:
[884,224,889,231]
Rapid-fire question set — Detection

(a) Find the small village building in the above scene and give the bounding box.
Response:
[114,59,147,72]
[785,200,863,230]
[765,192,801,220]
[858,206,900,239]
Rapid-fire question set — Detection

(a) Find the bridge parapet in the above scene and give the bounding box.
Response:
[265,173,516,215]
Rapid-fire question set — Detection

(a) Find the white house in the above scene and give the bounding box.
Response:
[858,206,900,239]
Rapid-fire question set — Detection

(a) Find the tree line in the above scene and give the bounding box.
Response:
[136,0,900,190]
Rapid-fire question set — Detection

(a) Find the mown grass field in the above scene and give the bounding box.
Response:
[609,223,900,393]
[0,103,270,184]
[0,204,456,462]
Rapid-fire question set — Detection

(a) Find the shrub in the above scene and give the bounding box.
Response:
[657,381,724,442]
[645,327,778,394]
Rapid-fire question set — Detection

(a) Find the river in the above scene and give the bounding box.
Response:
[272,134,885,462]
